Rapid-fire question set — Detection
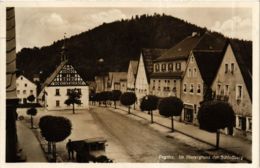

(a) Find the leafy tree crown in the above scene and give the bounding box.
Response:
[158,96,183,117]
[120,92,137,106]
[197,100,235,133]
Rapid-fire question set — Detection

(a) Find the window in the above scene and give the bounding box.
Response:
[30,90,33,94]
[193,68,197,77]
[17,90,20,94]
[188,68,192,77]
[236,85,243,100]
[176,63,181,71]
[231,63,234,74]
[197,84,201,94]
[161,64,166,72]
[16,83,19,87]
[77,89,82,95]
[67,89,71,95]
[158,86,161,91]
[190,56,194,63]
[24,83,27,87]
[168,63,173,71]
[247,117,252,131]
[224,85,229,96]
[173,80,176,87]
[237,116,246,130]
[55,89,60,96]
[225,64,228,73]
[190,84,194,93]
[155,64,160,72]
[21,77,23,80]
[217,84,221,95]
[56,100,60,107]
[183,84,187,93]
[23,90,26,94]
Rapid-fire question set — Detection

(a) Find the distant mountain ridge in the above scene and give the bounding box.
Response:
[16,14,251,82]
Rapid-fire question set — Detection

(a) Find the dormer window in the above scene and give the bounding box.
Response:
[155,64,160,72]
[161,64,166,72]
[168,63,173,71]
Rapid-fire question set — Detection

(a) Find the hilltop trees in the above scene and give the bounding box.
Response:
[198,101,235,149]
[120,92,137,114]
[158,97,183,132]
[140,95,159,123]
[65,89,82,114]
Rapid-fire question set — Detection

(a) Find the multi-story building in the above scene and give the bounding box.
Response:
[150,33,201,98]
[126,60,138,92]
[107,72,128,93]
[16,75,37,104]
[39,39,89,110]
[181,49,226,125]
[135,48,166,104]
[211,40,252,140]
[150,31,226,99]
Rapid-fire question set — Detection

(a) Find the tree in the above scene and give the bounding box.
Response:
[26,107,37,129]
[110,90,122,109]
[198,100,235,149]
[120,92,136,114]
[64,88,82,114]
[140,95,159,123]
[27,95,37,128]
[158,96,183,132]
[39,115,72,162]
[27,94,36,104]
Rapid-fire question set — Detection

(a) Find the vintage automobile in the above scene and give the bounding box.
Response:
[70,137,113,163]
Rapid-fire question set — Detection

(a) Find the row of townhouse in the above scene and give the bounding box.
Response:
[131,31,252,140]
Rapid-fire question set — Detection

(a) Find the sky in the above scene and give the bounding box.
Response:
[15,7,252,52]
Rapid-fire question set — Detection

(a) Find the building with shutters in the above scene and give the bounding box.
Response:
[211,40,252,140]
[16,75,37,104]
[38,37,89,110]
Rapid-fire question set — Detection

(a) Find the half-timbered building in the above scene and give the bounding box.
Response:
[39,39,89,110]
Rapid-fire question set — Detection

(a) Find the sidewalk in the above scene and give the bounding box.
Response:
[16,121,47,162]
[105,105,252,162]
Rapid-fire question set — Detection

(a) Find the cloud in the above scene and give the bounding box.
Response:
[89,9,127,25]
[211,16,251,40]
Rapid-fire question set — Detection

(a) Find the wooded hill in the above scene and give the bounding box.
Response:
[16,13,251,82]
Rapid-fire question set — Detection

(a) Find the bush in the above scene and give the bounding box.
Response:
[110,90,122,109]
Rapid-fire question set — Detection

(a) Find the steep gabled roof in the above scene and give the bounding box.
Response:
[155,31,227,62]
[40,60,68,91]
[129,60,138,76]
[108,72,128,86]
[229,39,252,99]
[155,34,201,62]
[141,48,167,81]
[193,50,226,87]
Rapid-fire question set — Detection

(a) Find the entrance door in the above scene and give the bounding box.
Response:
[184,108,193,123]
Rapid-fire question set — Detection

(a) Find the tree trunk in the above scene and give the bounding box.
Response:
[171,116,174,132]
[114,101,117,109]
[73,103,75,114]
[216,130,220,149]
[30,115,33,129]
[128,106,130,114]
[48,141,51,154]
[52,142,56,162]
[150,110,153,124]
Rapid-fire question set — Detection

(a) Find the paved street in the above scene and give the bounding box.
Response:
[17,106,249,163]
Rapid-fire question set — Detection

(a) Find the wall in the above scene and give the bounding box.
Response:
[212,44,252,139]
[181,53,204,125]
[16,76,37,104]
[45,86,89,110]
